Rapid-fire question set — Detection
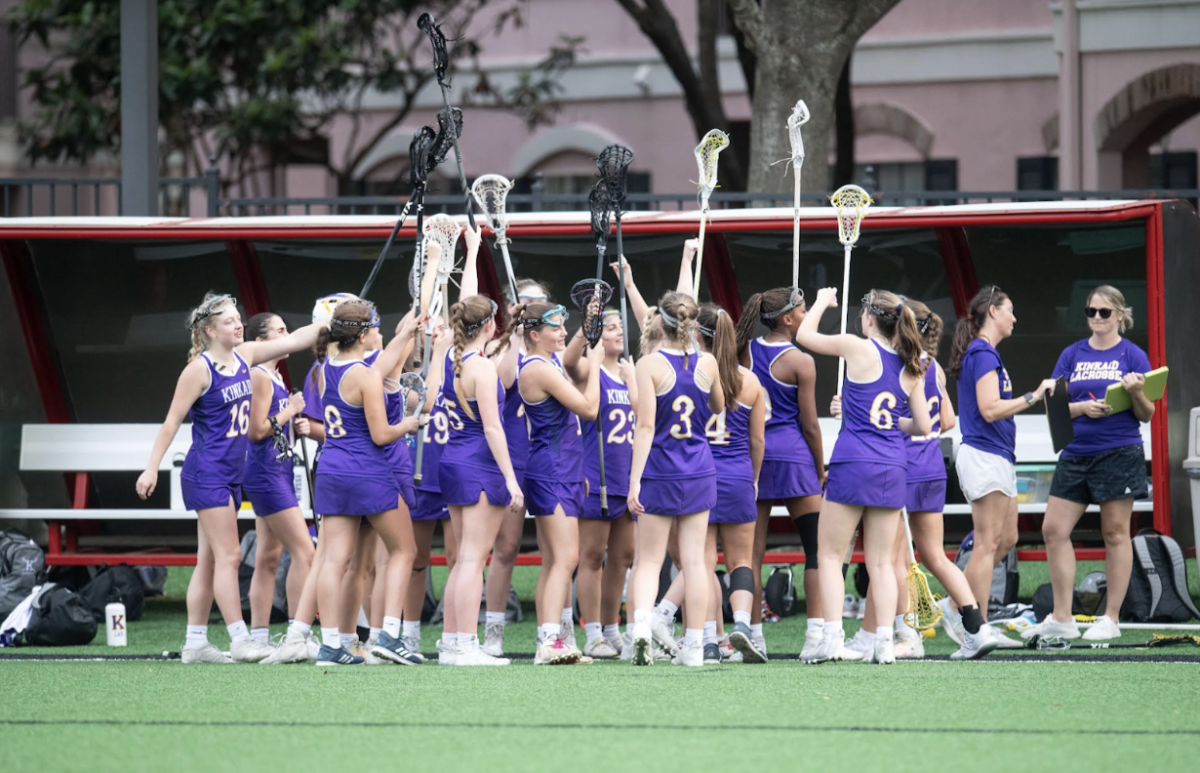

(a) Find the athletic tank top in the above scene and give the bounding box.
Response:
[502,351,530,471]
[318,357,390,478]
[583,365,634,496]
[706,367,754,481]
[906,357,946,483]
[748,337,818,466]
[522,354,585,484]
[442,348,505,470]
[182,350,253,484]
[371,352,415,480]
[243,366,292,489]
[645,349,715,480]
[830,340,908,467]
[410,392,447,491]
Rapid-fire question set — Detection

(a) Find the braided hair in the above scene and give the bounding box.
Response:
[449,294,501,421]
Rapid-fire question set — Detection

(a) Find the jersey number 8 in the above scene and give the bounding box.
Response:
[325,405,347,439]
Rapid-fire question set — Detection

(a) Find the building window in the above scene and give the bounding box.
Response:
[1017,156,1058,190]
[1150,151,1197,189]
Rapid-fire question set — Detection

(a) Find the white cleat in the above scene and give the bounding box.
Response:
[1081,615,1121,641]
[937,598,966,646]
[229,638,274,663]
[401,635,426,663]
[181,642,230,664]
[362,636,388,666]
[583,637,620,660]
[843,629,873,656]
[799,630,825,662]
[863,636,896,665]
[1022,616,1083,641]
[807,631,865,664]
[985,624,1025,649]
[650,612,680,656]
[534,636,580,665]
[950,630,999,661]
[893,629,925,659]
[481,622,505,657]
[436,638,460,666]
[631,623,653,667]
[455,636,511,666]
[304,632,321,662]
[672,640,704,667]
[260,630,309,665]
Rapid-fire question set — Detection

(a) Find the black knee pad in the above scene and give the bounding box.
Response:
[729,566,755,594]
[793,512,819,570]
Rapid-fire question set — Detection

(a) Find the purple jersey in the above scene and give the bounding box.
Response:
[830,340,908,468]
[582,365,634,496]
[410,393,448,492]
[905,358,946,483]
[1052,337,1151,458]
[706,370,754,481]
[522,354,585,484]
[319,357,391,479]
[748,338,819,469]
[441,348,505,471]
[957,338,1015,462]
[182,351,253,484]
[645,350,715,481]
[243,366,293,489]
[502,351,531,472]
[362,350,414,479]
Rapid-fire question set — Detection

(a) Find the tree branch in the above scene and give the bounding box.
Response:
[724,0,766,54]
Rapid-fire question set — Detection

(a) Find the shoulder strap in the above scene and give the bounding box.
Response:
[1160,535,1200,620]
[1132,535,1164,617]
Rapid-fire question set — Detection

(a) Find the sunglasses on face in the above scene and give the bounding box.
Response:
[518,293,548,303]
[1086,307,1113,319]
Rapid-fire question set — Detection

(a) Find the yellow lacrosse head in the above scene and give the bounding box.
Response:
[830,184,873,248]
[694,129,730,205]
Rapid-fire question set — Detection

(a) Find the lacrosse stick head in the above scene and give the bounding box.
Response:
[787,100,809,170]
[397,372,427,419]
[597,144,635,206]
[830,184,873,248]
[570,279,614,346]
[471,174,513,242]
[694,129,730,209]
[417,13,449,85]
[409,126,436,188]
[427,107,463,174]
[904,565,943,632]
[423,214,463,275]
[588,180,612,252]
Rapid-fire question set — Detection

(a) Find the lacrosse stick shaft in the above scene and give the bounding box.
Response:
[415,426,428,486]
[614,213,630,360]
[594,423,609,518]
[294,429,315,518]
[901,508,917,565]
[792,175,801,289]
[496,240,519,303]
[1078,622,1200,631]
[436,92,476,231]
[692,212,708,298]
[836,243,852,393]
[361,199,414,298]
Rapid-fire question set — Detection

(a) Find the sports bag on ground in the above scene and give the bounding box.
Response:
[22,584,97,646]
[954,532,1018,613]
[0,530,45,619]
[1121,529,1200,622]
[79,566,145,624]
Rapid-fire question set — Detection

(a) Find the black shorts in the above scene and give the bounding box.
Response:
[1049,444,1148,506]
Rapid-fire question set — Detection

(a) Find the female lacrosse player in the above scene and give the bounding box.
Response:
[519,301,604,665]
[735,285,826,660]
[562,308,638,660]
[948,286,1055,643]
[136,293,321,664]
[481,277,551,657]
[1030,285,1152,642]
[311,300,422,666]
[241,312,317,650]
[796,288,932,665]
[438,295,525,666]
[627,287,724,667]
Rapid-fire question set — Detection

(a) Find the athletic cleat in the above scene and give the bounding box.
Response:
[843,628,873,655]
[729,622,767,664]
[535,636,580,665]
[583,637,620,659]
[863,636,896,665]
[482,622,505,657]
[950,630,999,661]
[893,628,925,659]
[806,631,865,664]
[1021,616,1082,641]
[717,634,735,660]
[651,612,680,656]
[799,629,825,661]
[401,635,426,663]
[620,632,635,661]
[371,631,423,665]
[304,632,321,661]
[362,636,387,666]
[456,645,511,666]
[673,640,704,667]
[1081,615,1121,641]
[937,598,966,646]
[260,630,309,665]
[341,635,366,660]
[985,624,1025,649]
[436,638,460,666]
[703,642,722,664]
[315,644,364,666]
[631,622,653,667]
[181,642,230,664]
[230,637,274,663]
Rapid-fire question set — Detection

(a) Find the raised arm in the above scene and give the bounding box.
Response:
[459,225,481,299]
[526,344,604,421]
[677,239,698,297]
[562,325,590,385]
[371,310,418,379]
[240,322,322,366]
[359,367,417,446]
[611,261,649,332]
[794,288,873,368]
[136,359,208,499]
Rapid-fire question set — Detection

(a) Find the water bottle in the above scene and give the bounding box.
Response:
[105,602,128,647]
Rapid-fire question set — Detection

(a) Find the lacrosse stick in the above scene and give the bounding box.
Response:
[289,388,315,517]
[692,129,729,298]
[417,13,476,229]
[423,213,464,326]
[830,184,873,392]
[571,278,615,520]
[411,239,442,483]
[901,509,941,631]
[589,180,612,280]
[787,100,810,289]
[472,174,519,303]
[361,126,436,299]
[1030,633,1200,651]
[598,144,634,359]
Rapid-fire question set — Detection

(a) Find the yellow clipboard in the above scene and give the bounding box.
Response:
[1104,366,1168,414]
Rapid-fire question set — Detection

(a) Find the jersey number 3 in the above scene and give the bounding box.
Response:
[670,396,695,440]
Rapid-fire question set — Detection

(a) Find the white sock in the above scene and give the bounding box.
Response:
[369,626,383,642]
[877,626,894,642]
[684,628,702,647]
[733,610,751,627]
[459,633,478,650]
[486,611,506,626]
[185,625,208,648]
[656,599,679,619]
[250,627,269,645]
[584,622,603,644]
[823,621,844,641]
[561,607,573,625]
[895,615,915,635]
[807,617,824,636]
[703,621,718,646]
[290,620,312,636]
[383,617,401,639]
[403,619,421,638]
[321,627,340,648]
[340,632,355,649]
[603,624,620,644]
[226,621,249,646]
[540,623,560,642]
[750,623,763,639]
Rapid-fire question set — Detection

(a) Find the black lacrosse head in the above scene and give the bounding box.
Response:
[570,279,614,346]
[589,180,612,252]
[417,13,450,85]
[409,126,437,188]
[597,144,635,205]
[428,107,463,173]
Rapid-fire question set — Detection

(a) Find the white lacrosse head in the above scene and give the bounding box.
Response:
[830,184,873,247]
[787,100,809,170]
[423,214,463,275]
[312,292,358,326]
[694,129,730,208]
[471,174,513,244]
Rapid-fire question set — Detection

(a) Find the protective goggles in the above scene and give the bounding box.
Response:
[519,304,568,330]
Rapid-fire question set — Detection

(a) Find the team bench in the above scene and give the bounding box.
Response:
[1,420,1152,566]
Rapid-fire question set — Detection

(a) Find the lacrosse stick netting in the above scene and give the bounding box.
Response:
[471,174,519,302]
[830,184,873,391]
[571,278,615,517]
[598,145,634,358]
[589,179,612,279]
[692,129,730,297]
[787,100,810,288]
[901,509,942,631]
[422,213,463,323]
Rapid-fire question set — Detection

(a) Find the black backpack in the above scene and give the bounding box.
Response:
[1121,530,1200,623]
[0,530,46,619]
[22,585,97,646]
[79,566,145,624]
[1032,582,1086,622]
[237,530,289,624]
